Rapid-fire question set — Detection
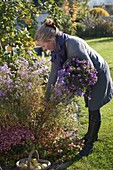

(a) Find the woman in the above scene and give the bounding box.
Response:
[34,19,113,159]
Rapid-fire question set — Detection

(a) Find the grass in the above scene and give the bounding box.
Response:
[86,37,113,67]
[86,37,113,79]
[61,37,113,170]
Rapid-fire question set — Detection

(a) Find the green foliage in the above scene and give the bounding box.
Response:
[76,0,90,21]
[76,22,86,37]
[0,0,38,45]
[0,0,39,64]
[90,7,110,18]
[40,0,76,35]
[76,6,111,38]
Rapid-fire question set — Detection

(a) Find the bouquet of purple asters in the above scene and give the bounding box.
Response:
[50,58,98,103]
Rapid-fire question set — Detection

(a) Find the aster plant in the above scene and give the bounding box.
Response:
[0,57,49,122]
[51,57,98,103]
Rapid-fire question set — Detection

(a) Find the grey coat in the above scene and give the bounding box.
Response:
[45,35,113,111]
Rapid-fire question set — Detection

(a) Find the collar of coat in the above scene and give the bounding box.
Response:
[50,33,69,70]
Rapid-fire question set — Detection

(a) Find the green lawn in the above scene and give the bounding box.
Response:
[87,37,113,68]
[86,37,113,77]
[62,37,113,170]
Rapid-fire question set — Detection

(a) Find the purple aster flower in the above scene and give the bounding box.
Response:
[51,57,98,103]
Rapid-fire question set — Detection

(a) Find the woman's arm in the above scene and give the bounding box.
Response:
[45,62,58,100]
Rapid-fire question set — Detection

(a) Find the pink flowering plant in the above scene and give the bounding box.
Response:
[50,58,98,103]
[0,124,35,153]
[0,124,35,166]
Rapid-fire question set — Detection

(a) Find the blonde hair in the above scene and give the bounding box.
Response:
[34,19,60,42]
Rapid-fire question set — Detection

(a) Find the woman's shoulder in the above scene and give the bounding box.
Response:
[66,35,86,43]
[65,35,89,51]
[65,35,83,48]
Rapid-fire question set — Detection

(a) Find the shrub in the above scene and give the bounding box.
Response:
[90,7,110,18]
[76,22,87,38]
[76,16,113,38]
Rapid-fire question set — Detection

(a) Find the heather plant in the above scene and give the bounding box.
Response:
[0,123,35,166]
[0,124,35,153]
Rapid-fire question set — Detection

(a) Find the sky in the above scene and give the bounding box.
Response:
[88,0,113,8]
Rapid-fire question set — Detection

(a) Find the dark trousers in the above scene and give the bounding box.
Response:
[84,95,101,143]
